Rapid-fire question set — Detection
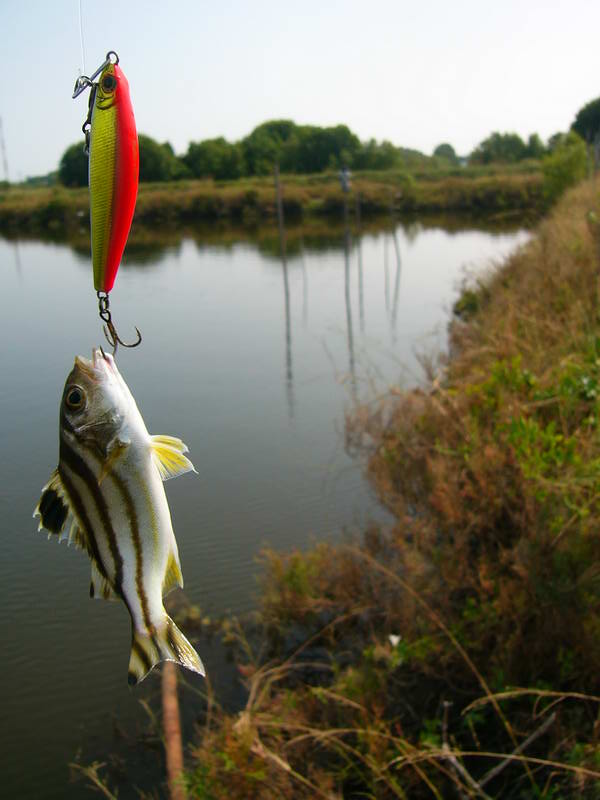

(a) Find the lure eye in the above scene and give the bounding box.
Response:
[102,75,116,91]
[65,386,86,412]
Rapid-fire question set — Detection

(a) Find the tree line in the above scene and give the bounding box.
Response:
[57,97,600,187]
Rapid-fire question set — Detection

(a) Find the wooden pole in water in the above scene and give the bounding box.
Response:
[162,662,187,800]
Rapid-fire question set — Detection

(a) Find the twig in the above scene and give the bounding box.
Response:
[69,762,118,800]
[441,701,492,800]
[479,712,556,788]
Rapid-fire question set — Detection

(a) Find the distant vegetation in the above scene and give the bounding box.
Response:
[57,119,434,186]
[51,94,600,189]
[0,95,595,234]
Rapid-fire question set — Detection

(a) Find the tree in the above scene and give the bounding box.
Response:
[183,137,244,180]
[572,97,600,143]
[58,142,88,187]
[469,132,528,164]
[138,134,190,182]
[433,143,458,164]
[241,120,296,175]
[525,133,545,160]
[547,132,566,152]
[352,138,400,170]
[279,124,360,173]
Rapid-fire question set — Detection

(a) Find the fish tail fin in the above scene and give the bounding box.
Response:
[127,615,205,687]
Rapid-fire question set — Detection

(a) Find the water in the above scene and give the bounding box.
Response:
[0,218,529,797]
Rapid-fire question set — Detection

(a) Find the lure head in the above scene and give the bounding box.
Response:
[95,63,128,111]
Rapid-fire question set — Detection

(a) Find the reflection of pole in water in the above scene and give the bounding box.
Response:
[344,216,357,400]
[390,226,402,340]
[275,164,294,419]
[299,235,308,327]
[384,235,390,315]
[340,169,357,397]
[0,116,9,182]
[389,193,402,339]
[355,192,365,332]
[13,239,22,278]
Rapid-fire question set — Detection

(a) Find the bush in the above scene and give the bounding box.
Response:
[58,143,88,187]
[542,132,587,203]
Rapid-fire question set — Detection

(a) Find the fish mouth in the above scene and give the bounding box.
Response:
[74,348,116,379]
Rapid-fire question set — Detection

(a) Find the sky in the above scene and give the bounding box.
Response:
[0,0,599,181]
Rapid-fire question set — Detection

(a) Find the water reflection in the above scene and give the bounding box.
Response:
[390,225,402,340]
[0,217,532,800]
[275,166,295,419]
[343,224,357,399]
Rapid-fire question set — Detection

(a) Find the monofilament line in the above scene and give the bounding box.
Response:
[78,0,86,75]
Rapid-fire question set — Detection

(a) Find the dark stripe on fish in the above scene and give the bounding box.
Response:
[59,434,124,596]
[109,471,154,637]
[132,637,153,673]
[57,465,109,583]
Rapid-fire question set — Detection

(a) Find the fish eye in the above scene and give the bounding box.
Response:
[102,75,116,91]
[65,386,86,412]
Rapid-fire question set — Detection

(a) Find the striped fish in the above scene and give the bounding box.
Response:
[34,349,204,686]
[89,60,138,294]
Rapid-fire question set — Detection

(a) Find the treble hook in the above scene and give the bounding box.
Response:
[73,50,119,99]
[97,292,142,355]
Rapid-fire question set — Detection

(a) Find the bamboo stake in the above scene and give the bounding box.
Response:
[162,662,187,800]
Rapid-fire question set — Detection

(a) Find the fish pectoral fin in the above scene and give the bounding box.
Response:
[151,435,197,481]
[34,469,71,536]
[127,615,205,687]
[98,438,130,484]
[162,550,184,596]
[89,560,118,601]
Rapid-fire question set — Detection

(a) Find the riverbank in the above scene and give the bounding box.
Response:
[172,178,600,799]
[0,169,544,234]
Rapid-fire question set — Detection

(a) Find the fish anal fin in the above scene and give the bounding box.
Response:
[151,435,196,481]
[162,550,184,596]
[90,560,118,601]
[127,614,205,687]
[34,469,70,535]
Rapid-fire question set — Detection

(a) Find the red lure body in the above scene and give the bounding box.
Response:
[88,62,139,294]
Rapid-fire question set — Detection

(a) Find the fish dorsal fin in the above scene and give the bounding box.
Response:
[34,469,71,536]
[151,435,196,481]
[163,550,184,596]
[89,560,118,601]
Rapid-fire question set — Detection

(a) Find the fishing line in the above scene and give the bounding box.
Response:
[77,0,86,76]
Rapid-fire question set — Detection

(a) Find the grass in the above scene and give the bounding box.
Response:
[167,177,600,799]
[0,168,546,235]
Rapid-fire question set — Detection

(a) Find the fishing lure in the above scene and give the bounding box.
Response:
[73,52,140,349]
